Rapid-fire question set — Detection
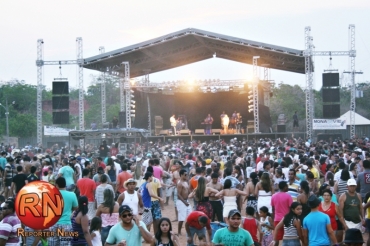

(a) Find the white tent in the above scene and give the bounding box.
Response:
[340,111,370,125]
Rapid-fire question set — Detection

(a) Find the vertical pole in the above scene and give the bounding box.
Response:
[304,27,313,141]
[76,37,84,147]
[252,56,260,133]
[123,62,131,128]
[5,99,9,146]
[36,39,44,147]
[349,24,356,139]
[147,95,151,136]
[99,47,107,125]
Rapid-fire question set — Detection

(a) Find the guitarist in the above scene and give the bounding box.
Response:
[204,114,214,135]
[236,113,243,133]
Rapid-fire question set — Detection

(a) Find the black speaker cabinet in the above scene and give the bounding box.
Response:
[52,81,69,95]
[322,88,340,103]
[322,73,339,87]
[323,104,340,118]
[52,96,69,110]
[53,112,69,124]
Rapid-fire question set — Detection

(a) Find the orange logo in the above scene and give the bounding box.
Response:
[15,181,64,230]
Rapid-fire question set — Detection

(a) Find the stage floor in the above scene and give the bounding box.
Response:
[144,132,306,143]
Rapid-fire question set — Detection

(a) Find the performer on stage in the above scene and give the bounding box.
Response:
[222,114,229,134]
[170,114,177,135]
[204,114,214,135]
[220,111,226,128]
[112,116,118,128]
[231,111,237,129]
[236,112,242,134]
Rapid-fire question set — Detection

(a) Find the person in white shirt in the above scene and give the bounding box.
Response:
[334,162,354,182]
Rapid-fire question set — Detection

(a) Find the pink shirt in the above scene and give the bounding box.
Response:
[153,166,163,180]
[271,192,293,222]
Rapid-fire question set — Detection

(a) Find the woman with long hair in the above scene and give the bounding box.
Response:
[189,176,219,220]
[349,162,358,179]
[255,172,274,213]
[325,171,335,192]
[297,180,310,221]
[105,157,117,190]
[152,217,180,246]
[244,172,259,218]
[272,202,304,246]
[233,165,245,211]
[95,189,119,245]
[334,170,350,200]
[215,179,247,224]
[71,196,93,246]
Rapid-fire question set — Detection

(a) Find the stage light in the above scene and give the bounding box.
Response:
[248,99,253,104]
[131,100,135,104]
[130,79,135,85]
[248,109,253,113]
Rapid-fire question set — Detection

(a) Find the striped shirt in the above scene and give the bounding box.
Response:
[288,180,301,202]
[284,218,298,237]
[337,179,348,197]
[0,213,21,246]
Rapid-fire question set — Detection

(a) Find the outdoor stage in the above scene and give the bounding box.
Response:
[145,132,306,143]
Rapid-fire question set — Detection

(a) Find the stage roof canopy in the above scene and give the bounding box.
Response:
[83,28,306,77]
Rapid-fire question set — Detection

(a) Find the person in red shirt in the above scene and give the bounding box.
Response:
[110,143,119,157]
[116,163,133,194]
[97,157,106,169]
[185,211,212,245]
[242,206,263,245]
[76,168,97,220]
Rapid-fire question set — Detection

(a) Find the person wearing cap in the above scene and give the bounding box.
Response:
[342,228,364,246]
[93,166,112,185]
[302,195,337,246]
[212,209,254,246]
[117,178,143,216]
[339,179,364,230]
[105,204,153,245]
[185,210,212,246]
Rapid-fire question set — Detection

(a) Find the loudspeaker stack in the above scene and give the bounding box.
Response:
[52,81,69,124]
[322,73,340,118]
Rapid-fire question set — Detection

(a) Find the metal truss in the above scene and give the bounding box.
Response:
[304,25,358,140]
[76,38,84,147]
[36,39,44,146]
[304,27,314,141]
[130,79,252,88]
[349,25,356,138]
[99,46,106,125]
[122,62,131,128]
[35,38,86,147]
[252,56,260,133]
[147,95,151,135]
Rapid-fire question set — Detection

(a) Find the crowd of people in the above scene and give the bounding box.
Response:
[0,135,369,245]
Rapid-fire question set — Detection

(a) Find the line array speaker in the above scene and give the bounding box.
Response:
[52,81,69,95]
[53,112,69,124]
[323,73,339,87]
[323,104,340,118]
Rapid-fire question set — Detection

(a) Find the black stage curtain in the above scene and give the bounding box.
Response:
[132,90,272,132]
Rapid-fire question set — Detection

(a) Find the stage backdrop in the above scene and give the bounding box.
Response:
[132,90,272,132]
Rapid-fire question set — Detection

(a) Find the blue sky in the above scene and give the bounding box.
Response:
[1,0,369,91]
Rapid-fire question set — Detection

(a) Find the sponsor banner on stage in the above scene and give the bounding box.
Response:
[44,126,73,136]
[312,118,346,130]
